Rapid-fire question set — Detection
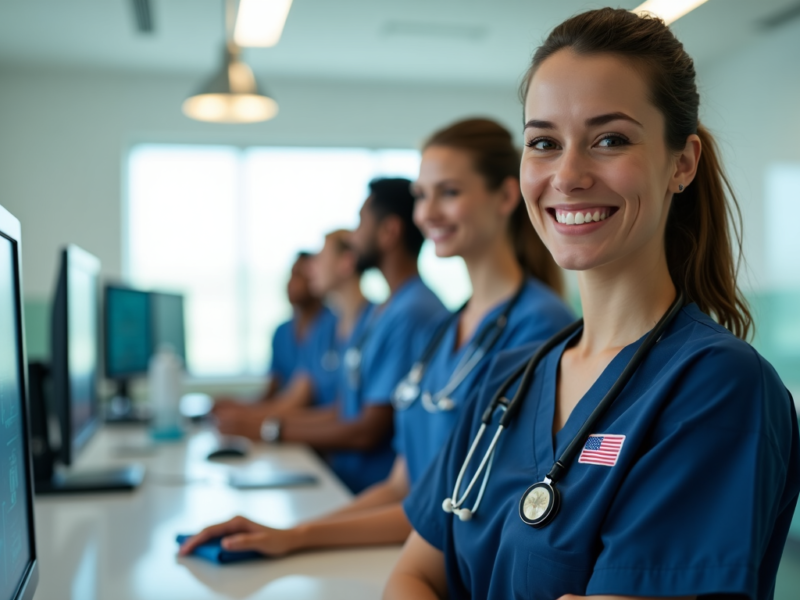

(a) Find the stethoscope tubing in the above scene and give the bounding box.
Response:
[394,282,527,412]
[445,293,685,522]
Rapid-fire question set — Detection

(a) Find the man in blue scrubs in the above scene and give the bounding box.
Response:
[261,178,447,492]
[266,252,336,398]
[213,252,336,410]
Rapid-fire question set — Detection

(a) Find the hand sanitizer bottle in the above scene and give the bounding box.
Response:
[149,344,184,440]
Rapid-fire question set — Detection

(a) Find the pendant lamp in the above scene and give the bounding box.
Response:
[183,0,279,124]
[183,43,278,123]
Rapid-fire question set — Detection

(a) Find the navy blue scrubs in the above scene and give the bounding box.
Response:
[396,278,574,486]
[405,304,800,599]
[294,304,361,408]
[268,307,337,393]
[329,276,447,493]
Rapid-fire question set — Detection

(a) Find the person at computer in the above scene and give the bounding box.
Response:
[179,121,574,558]
[214,229,372,424]
[213,252,336,410]
[181,177,446,511]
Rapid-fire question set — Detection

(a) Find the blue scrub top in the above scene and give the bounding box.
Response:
[268,307,337,395]
[329,276,447,493]
[294,305,349,408]
[396,278,574,486]
[405,304,800,600]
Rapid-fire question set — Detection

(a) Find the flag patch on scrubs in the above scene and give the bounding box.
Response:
[578,434,625,467]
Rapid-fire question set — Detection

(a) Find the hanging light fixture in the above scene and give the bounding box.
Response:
[183,0,279,123]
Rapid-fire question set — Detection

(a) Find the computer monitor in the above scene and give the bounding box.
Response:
[103,286,187,420]
[150,291,186,368]
[0,205,40,600]
[30,246,144,494]
[104,285,152,380]
[51,245,101,466]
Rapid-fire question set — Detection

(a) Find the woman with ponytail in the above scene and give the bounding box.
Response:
[388,9,799,600]
[179,118,574,557]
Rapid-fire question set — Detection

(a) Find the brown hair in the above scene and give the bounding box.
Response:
[424,118,563,296]
[519,8,752,339]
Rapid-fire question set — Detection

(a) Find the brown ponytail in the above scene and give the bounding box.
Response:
[424,118,564,296]
[520,8,752,339]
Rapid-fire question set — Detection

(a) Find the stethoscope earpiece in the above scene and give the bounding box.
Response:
[442,498,454,513]
[456,508,473,522]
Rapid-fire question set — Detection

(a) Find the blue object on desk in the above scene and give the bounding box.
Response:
[176,534,264,564]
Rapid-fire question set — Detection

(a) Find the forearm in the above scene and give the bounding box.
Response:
[320,480,407,521]
[260,377,281,401]
[281,405,392,451]
[292,503,411,550]
[383,574,443,600]
[281,418,381,450]
[263,377,315,418]
[280,405,338,426]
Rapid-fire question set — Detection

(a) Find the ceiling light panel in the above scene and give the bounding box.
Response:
[234,0,293,47]
[632,0,710,25]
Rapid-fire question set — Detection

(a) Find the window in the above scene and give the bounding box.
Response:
[127,144,470,377]
[750,164,800,394]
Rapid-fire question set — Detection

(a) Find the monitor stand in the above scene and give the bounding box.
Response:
[105,379,151,423]
[35,464,145,495]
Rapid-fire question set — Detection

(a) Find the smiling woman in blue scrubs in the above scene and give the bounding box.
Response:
[387,9,800,600]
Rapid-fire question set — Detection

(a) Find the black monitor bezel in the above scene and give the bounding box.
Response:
[102,283,153,380]
[53,245,101,467]
[0,206,39,600]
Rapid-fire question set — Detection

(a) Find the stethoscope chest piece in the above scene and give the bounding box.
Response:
[322,349,340,372]
[519,480,561,528]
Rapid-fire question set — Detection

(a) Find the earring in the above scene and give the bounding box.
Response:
[678,184,684,192]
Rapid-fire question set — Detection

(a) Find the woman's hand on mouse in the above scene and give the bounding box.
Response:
[178,516,300,557]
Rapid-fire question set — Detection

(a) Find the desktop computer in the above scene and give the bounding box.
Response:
[103,285,187,421]
[29,246,143,494]
[0,204,39,600]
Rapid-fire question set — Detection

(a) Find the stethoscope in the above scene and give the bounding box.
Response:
[442,293,685,528]
[343,304,381,389]
[392,283,526,413]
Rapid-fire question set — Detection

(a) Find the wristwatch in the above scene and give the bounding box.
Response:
[260,418,282,443]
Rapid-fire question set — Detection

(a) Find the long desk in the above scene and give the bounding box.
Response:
[32,425,402,600]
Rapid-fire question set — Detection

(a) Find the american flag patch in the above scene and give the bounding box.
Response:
[578,434,625,467]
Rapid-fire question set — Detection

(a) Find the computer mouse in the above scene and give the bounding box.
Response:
[206,447,247,460]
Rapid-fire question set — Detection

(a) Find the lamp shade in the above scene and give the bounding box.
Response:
[183,44,278,124]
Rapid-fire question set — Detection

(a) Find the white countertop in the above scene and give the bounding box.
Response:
[32,425,401,600]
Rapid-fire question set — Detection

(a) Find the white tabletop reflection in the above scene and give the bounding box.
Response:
[33,425,401,600]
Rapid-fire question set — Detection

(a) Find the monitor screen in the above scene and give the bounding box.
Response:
[104,286,151,378]
[0,227,37,599]
[150,292,186,369]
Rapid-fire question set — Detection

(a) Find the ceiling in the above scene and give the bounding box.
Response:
[0,0,798,87]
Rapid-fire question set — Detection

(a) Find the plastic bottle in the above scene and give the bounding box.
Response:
[148,344,184,440]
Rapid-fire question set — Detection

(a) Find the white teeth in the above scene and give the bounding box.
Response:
[555,209,612,226]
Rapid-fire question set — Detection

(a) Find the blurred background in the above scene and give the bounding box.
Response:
[0,0,799,585]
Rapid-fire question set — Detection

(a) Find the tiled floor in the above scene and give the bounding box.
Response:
[776,539,800,600]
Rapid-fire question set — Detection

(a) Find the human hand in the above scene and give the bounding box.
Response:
[178,516,300,558]
[213,405,265,440]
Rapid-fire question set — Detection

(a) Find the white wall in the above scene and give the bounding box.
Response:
[699,17,800,291]
[0,67,522,297]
